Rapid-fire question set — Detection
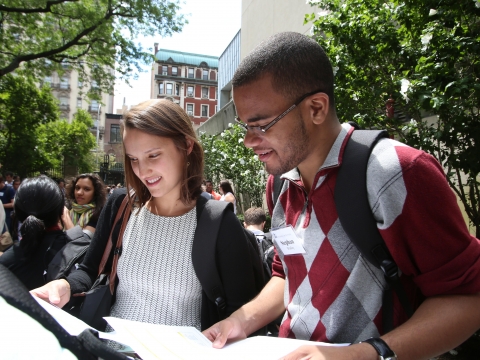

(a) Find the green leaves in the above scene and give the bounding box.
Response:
[200,124,267,213]
[308,0,480,235]
[0,0,186,92]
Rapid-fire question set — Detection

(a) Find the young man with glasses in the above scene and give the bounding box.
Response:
[203,32,480,360]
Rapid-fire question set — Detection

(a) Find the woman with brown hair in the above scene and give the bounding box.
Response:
[32,99,260,339]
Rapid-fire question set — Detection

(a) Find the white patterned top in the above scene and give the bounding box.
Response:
[109,205,201,329]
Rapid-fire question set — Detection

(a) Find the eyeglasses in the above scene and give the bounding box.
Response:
[235,88,324,134]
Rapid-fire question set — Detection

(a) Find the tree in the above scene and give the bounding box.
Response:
[0,74,59,178]
[200,124,267,213]
[0,0,186,94]
[37,109,97,174]
[308,0,480,236]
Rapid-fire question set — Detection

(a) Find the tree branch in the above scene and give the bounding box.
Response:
[0,7,115,77]
[0,0,79,14]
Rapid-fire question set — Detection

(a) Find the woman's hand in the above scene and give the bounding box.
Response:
[61,206,74,230]
[30,279,72,308]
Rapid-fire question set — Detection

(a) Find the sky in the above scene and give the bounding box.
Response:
[113,0,242,110]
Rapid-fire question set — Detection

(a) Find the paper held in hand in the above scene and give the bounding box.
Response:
[33,295,348,360]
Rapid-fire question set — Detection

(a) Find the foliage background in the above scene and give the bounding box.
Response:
[307,0,480,236]
[200,123,267,214]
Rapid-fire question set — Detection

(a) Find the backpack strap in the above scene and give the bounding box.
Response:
[334,129,413,333]
[192,197,233,320]
[272,174,284,206]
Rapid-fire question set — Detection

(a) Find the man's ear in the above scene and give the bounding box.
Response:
[308,92,330,125]
[185,137,194,155]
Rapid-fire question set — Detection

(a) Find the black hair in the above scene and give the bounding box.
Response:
[232,31,335,108]
[219,180,235,196]
[14,176,65,258]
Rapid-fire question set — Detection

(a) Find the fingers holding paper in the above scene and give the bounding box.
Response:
[202,317,248,348]
[30,279,71,308]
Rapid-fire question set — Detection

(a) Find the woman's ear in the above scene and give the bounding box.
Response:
[185,137,194,155]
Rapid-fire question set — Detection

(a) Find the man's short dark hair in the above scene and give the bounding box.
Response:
[244,207,267,226]
[5,171,13,177]
[232,32,335,108]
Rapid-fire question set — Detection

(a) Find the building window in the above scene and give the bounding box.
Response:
[159,83,164,94]
[172,66,178,76]
[186,103,194,116]
[59,97,69,109]
[91,80,98,89]
[166,83,173,95]
[188,68,194,79]
[78,80,83,88]
[76,97,82,108]
[175,84,180,96]
[60,77,69,89]
[162,65,168,75]
[187,85,194,97]
[201,105,208,117]
[202,87,208,99]
[90,100,99,111]
[110,124,121,143]
[203,69,208,80]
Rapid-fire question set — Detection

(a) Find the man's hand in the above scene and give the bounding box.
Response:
[203,317,248,348]
[279,343,377,360]
[30,279,71,308]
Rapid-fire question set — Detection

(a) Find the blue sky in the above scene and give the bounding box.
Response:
[113,0,241,110]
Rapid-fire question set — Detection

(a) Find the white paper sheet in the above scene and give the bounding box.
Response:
[104,317,349,360]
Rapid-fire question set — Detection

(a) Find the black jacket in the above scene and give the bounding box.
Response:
[67,188,259,330]
[0,230,69,290]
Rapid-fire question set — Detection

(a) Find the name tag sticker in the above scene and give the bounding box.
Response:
[271,225,306,255]
[0,192,4,197]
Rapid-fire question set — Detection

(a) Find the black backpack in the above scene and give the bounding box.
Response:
[193,198,267,324]
[0,263,127,360]
[251,231,275,279]
[46,225,92,282]
[272,129,413,334]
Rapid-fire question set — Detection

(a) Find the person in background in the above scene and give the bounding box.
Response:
[200,184,213,200]
[0,176,69,289]
[0,174,15,231]
[12,179,21,193]
[4,171,14,186]
[243,207,267,238]
[218,180,237,214]
[62,173,106,238]
[205,180,221,200]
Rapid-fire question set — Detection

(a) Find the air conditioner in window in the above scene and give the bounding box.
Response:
[187,92,194,97]
[187,111,193,116]
[202,94,208,99]
[162,72,168,75]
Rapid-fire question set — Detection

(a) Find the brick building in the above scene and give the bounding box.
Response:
[151,45,218,129]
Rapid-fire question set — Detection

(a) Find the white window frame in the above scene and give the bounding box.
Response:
[166,83,173,95]
[186,103,194,116]
[202,87,209,99]
[172,66,178,76]
[159,83,164,94]
[187,85,194,97]
[188,68,194,79]
[201,104,208,117]
[162,65,168,76]
[203,69,208,80]
[76,97,82,108]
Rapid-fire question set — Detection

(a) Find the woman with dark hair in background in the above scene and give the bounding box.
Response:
[0,176,69,290]
[219,179,237,214]
[62,173,106,238]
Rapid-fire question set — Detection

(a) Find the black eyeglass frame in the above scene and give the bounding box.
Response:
[235,88,324,134]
